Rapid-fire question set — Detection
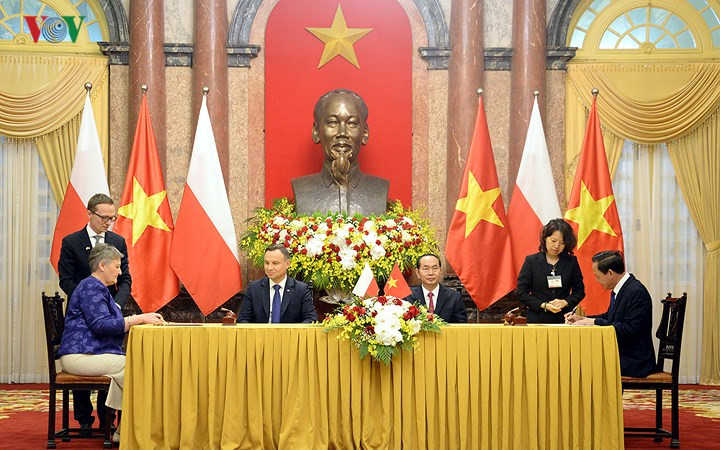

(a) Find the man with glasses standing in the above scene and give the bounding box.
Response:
[404,254,467,323]
[58,193,132,432]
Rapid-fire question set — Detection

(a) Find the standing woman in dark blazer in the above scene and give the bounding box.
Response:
[516,218,585,323]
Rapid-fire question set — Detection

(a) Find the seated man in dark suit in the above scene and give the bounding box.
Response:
[404,254,467,323]
[57,193,132,431]
[565,250,657,377]
[238,244,317,323]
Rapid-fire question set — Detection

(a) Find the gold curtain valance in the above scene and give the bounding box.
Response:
[0,53,108,139]
[566,63,720,145]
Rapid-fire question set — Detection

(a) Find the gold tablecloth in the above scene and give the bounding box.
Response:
[120,324,624,449]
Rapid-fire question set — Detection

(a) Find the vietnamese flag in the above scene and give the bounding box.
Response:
[508,97,562,274]
[114,93,179,312]
[564,95,623,315]
[382,263,411,298]
[445,95,515,309]
[170,94,243,316]
[50,92,110,272]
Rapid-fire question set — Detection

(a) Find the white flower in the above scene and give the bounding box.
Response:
[384,219,397,228]
[338,247,357,270]
[407,319,421,335]
[335,225,350,241]
[402,216,415,226]
[363,220,376,231]
[277,229,288,241]
[289,220,305,231]
[273,216,287,226]
[375,323,403,346]
[370,244,386,260]
[316,223,329,234]
[362,231,378,247]
[401,230,412,242]
[304,236,325,257]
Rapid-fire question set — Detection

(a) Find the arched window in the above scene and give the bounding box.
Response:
[0,0,108,53]
[568,0,720,59]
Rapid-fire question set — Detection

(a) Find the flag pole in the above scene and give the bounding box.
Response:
[533,90,539,100]
[84,82,92,92]
[141,84,148,94]
[592,87,599,98]
[477,88,483,96]
[202,86,209,96]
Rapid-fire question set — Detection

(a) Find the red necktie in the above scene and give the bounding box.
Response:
[427,292,435,314]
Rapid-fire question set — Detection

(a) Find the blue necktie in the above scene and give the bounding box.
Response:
[271,284,282,323]
[609,291,616,312]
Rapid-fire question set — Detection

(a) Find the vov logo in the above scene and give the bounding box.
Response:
[23,16,85,43]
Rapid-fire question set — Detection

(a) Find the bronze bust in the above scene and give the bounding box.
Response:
[291,89,389,216]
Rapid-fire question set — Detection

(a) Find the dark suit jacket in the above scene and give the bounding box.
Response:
[238,276,317,323]
[404,284,467,323]
[516,252,585,324]
[590,274,657,378]
[58,227,132,307]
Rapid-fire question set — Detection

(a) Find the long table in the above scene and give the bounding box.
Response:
[120,324,624,449]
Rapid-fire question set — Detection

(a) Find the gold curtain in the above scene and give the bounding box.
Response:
[668,120,720,385]
[0,53,109,206]
[566,62,720,385]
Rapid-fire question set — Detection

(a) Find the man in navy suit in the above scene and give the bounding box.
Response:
[565,250,657,377]
[57,193,132,431]
[404,254,467,323]
[238,244,317,323]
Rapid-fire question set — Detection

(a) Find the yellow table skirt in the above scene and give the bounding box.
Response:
[120,324,624,449]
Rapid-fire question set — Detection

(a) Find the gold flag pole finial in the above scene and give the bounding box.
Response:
[533,90,539,99]
[141,85,148,94]
[84,82,92,92]
[476,88,483,96]
[591,88,599,98]
[202,87,209,96]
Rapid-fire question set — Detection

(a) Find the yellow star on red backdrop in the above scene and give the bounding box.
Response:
[564,181,618,248]
[306,5,372,69]
[117,178,171,245]
[455,171,504,238]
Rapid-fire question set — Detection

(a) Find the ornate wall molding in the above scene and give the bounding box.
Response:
[547,0,582,48]
[228,0,450,69]
[99,0,129,43]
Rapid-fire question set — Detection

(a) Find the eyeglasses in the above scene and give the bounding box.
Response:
[90,210,117,223]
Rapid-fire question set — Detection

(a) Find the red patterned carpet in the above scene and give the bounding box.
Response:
[1,384,719,449]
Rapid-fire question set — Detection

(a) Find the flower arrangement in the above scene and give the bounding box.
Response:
[240,198,439,292]
[322,295,444,365]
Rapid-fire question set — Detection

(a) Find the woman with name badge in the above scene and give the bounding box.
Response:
[515,218,586,324]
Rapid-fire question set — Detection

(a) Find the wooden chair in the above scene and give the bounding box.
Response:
[622,292,687,448]
[41,292,113,449]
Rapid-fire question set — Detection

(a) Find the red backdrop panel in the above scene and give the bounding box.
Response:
[264,0,413,208]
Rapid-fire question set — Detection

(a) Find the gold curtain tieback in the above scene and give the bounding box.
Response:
[706,240,720,253]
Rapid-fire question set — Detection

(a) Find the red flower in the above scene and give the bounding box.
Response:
[301,248,308,255]
[372,311,378,317]
[393,298,403,306]
[377,296,388,305]
[345,313,356,322]
[345,239,352,245]
[365,325,375,334]
[427,314,434,322]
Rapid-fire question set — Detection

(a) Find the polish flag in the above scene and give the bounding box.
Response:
[352,262,379,298]
[170,94,242,315]
[507,97,561,274]
[50,93,109,272]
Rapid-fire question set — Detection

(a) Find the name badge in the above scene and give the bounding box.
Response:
[547,275,562,288]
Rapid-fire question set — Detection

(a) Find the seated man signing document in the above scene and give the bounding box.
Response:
[565,250,656,377]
